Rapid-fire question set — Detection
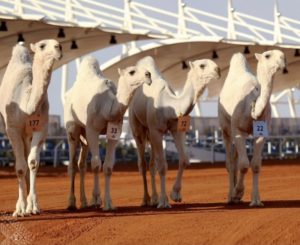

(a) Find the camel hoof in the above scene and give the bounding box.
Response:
[150,193,159,206]
[67,205,77,211]
[26,194,40,215]
[170,189,182,203]
[80,198,88,209]
[103,199,116,211]
[157,195,171,209]
[90,194,102,208]
[249,200,264,207]
[12,210,26,217]
[141,194,151,207]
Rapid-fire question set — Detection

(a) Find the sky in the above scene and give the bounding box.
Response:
[47,0,300,124]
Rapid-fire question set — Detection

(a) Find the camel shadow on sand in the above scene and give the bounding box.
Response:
[3,199,300,223]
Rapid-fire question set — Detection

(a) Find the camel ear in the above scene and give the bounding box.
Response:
[255,53,261,61]
[189,61,194,69]
[30,43,36,53]
[118,68,123,76]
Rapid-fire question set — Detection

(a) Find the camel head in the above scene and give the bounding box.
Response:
[255,50,286,75]
[117,66,152,91]
[188,59,221,89]
[30,39,63,62]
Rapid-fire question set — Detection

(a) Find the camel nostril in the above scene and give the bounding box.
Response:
[216,67,221,78]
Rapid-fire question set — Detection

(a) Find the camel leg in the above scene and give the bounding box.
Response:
[250,136,264,207]
[233,133,249,202]
[170,131,189,203]
[66,124,80,210]
[136,137,151,206]
[7,128,28,217]
[222,131,238,204]
[149,130,170,208]
[130,112,151,206]
[149,142,159,206]
[26,127,47,215]
[86,128,102,208]
[24,135,31,195]
[103,139,118,211]
[78,140,88,208]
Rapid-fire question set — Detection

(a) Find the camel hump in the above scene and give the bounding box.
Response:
[137,56,163,80]
[76,56,105,82]
[11,44,32,65]
[228,52,250,74]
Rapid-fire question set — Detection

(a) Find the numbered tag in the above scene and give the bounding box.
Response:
[253,121,268,137]
[26,115,43,133]
[177,115,191,132]
[106,122,122,140]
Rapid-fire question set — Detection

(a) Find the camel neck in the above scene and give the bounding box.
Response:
[171,70,206,116]
[253,63,274,118]
[110,81,132,120]
[26,57,54,114]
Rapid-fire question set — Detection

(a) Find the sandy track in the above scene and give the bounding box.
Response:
[1,161,300,245]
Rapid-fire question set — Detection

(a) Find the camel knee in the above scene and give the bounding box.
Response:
[158,163,167,176]
[91,156,101,172]
[104,166,113,176]
[16,167,27,178]
[78,159,86,171]
[28,159,39,171]
[251,163,261,174]
[179,158,189,168]
[138,159,147,175]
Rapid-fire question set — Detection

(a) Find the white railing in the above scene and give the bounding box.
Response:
[1,0,300,45]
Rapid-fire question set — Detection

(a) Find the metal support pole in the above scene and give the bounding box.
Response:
[274,0,282,43]
[287,89,296,118]
[14,0,23,16]
[61,64,68,105]
[177,0,187,36]
[227,0,236,39]
[65,0,73,22]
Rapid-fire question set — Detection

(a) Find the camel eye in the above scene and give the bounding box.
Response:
[129,70,136,76]
[200,64,205,69]
[39,43,46,50]
[265,54,270,59]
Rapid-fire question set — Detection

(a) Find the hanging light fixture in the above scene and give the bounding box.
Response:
[57,28,65,38]
[17,33,25,43]
[109,35,117,44]
[0,21,8,31]
[243,46,250,54]
[70,40,78,49]
[212,50,218,59]
[294,49,300,57]
[181,61,188,69]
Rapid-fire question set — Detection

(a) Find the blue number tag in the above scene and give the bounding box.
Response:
[253,121,268,137]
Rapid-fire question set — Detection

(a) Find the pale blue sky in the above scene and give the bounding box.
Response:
[47,0,299,123]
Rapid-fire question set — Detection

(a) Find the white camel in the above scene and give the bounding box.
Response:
[64,56,152,211]
[0,40,62,216]
[129,56,220,208]
[218,50,286,207]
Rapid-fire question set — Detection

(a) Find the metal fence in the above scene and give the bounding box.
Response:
[1,134,300,168]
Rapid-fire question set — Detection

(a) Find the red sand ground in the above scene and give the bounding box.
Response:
[1,160,300,245]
